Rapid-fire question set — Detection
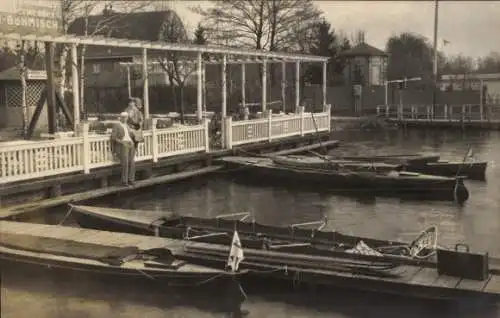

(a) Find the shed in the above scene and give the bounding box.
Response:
[0,66,48,131]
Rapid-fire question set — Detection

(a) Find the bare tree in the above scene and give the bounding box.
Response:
[191,0,321,52]
[57,1,153,108]
[157,10,195,123]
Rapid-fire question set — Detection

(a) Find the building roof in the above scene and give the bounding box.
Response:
[340,42,387,57]
[0,66,47,81]
[68,10,187,59]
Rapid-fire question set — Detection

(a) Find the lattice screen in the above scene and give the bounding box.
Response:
[5,81,46,108]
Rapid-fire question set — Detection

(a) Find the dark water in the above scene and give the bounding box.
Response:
[3,128,500,318]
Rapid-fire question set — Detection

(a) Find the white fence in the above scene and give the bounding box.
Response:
[224,105,331,148]
[376,104,500,121]
[0,108,332,184]
[0,119,209,184]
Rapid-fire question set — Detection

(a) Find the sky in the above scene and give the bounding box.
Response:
[169,0,500,59]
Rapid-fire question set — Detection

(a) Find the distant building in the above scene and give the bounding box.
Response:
[340,42,388,87]
[67,9,192,88]
[440,73,500,104]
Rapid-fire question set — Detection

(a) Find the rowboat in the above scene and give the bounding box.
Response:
[272,155,488,180]
[69,204,438,261]
[404,160,488,180]
[67,206,500,302]
[332,153,440,165]
[220,156,470,203]
[0,220,243,287]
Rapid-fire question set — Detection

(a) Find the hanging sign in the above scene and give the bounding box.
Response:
[0,0,62,35]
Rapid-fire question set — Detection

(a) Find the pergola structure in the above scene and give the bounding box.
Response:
[0,32,329,133]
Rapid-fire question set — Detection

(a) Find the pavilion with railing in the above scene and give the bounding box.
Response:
[0,32,331,184]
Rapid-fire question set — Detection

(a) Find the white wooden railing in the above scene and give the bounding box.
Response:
[224,105,331,148]
[0,119,209,184]
[376,104,500,122]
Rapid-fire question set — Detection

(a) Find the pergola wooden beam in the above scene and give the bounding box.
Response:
[0,32,329,62]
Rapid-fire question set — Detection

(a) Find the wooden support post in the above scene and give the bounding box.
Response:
[322,61,327,107]
[262,59,267,112]
[152,118,158,163]
[295,61,300,110]
[204,118,210,152]
[267,110,273,141]
[81,122,90,174]
[142,48,150,119]
[224,116,232,149]
[45,41,57,134]
[241,63,246,110]
[202,61,206,114]
[20,40,28,136]
[126,66,132,98]
[222,54,227,117]
[479,79,484,120]
[71,44,80,131]
[281,61,286,113]
[197,52,203,121]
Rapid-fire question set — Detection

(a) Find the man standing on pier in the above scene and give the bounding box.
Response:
[111,112,136,186]
[125,97,144,151]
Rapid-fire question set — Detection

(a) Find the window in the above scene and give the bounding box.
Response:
[92,63,101,74]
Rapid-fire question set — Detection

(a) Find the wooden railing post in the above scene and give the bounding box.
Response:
[443,104,448,120]
[426,105,431,121]
[224,116,233,150]
[151,118,158,163]
[267,110,273,141]
[324,104,332,131]
[81,122,90,174]
[461,104,466,121]
[385,105,390,117]
[298,106,305,136]
[204,118,210,152]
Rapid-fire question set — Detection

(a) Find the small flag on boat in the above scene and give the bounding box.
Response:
[227,231,244,272]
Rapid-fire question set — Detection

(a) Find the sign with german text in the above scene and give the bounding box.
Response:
[0,0,62,35]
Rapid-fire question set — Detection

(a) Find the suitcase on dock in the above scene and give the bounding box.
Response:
[437,243,489,281]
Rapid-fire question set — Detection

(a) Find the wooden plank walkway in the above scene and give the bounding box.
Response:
[0,166,222,220]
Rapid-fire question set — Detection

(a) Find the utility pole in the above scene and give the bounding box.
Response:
[432,0,439,117]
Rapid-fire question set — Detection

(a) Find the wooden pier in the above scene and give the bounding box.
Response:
[376,104,500,129]
[2,220,500,302]
[0,133,338,218]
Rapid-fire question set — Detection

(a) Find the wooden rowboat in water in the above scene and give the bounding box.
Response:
[221,156,469,203]
[273,155,488,180]
[69,204,438,261]
[332,153,440,165]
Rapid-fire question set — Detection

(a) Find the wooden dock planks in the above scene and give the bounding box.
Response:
[456,275,492,292]
[408,267,440,286]
[483,275,500,294]
[432,274,461,289]
[0,221,185,255]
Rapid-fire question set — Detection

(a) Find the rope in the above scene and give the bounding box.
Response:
[58,206,74,226]
[161,272,229,287]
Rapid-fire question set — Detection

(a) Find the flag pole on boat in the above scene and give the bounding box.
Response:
[453,145,472,203]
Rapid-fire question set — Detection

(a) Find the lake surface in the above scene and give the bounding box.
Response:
[3,128,500,318]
